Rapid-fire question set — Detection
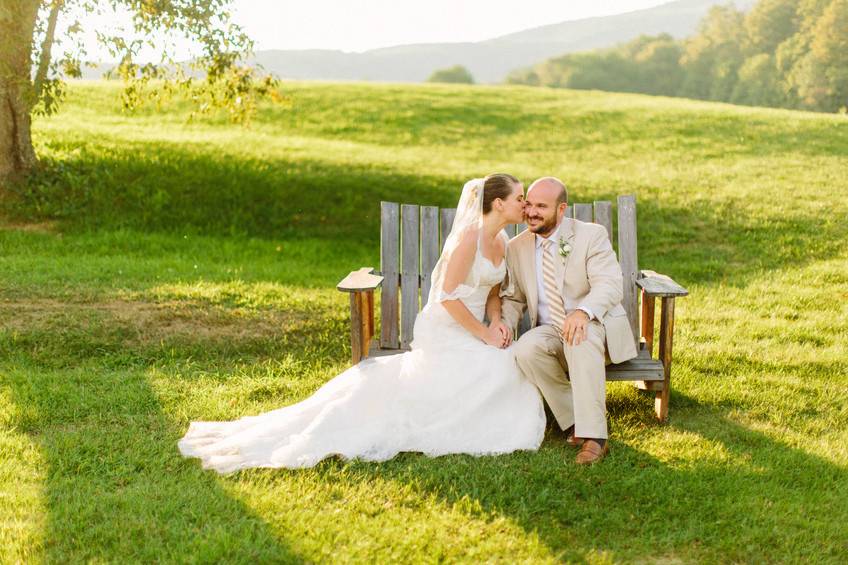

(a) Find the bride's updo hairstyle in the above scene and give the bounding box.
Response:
[482,173,520,214]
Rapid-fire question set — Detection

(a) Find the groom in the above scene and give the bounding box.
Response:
[500,177,637,464]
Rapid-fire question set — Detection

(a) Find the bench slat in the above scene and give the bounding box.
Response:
[401,205,420,348]
[337,267,383,292]
[594,201,613,243]
[420,206,440,307]
[574,203,593,222]
[440,208,456,252]
[617,195,640,347]
[380,202,400,348]
[368,344,663,381]
[637,270,689,297]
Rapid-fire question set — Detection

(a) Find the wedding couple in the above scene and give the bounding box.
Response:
[179,174,637,473]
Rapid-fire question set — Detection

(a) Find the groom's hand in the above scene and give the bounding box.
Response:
[562,310,590,346]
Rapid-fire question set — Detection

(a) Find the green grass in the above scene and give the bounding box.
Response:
[1,80,847,563]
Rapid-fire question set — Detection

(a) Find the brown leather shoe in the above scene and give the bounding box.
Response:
[575,439,609,465]
[564,426,584,448]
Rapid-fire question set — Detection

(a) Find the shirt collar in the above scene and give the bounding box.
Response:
[535,222,563,249]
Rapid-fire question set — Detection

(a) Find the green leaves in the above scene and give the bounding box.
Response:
[508,0,848,114]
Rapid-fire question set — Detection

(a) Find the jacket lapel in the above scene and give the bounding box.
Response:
[555,219,575,292]
[522,232,538,313]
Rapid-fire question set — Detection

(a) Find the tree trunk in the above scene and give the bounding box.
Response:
[0,0,40,189]
[0,76,37,186]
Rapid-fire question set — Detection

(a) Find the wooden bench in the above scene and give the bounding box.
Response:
[337,196,688,421]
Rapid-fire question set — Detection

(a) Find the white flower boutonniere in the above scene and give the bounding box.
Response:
[558,238,572,260]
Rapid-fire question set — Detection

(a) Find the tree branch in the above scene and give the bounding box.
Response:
[33,0,61,100]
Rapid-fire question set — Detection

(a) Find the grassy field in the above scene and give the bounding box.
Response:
[1,80,847,563]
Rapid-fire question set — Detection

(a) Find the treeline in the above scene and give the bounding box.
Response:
[507,0,848,113]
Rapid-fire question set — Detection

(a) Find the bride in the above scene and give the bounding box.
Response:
[179,174,546,473]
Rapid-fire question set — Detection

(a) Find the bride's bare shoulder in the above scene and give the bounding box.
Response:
[455,226,481,249]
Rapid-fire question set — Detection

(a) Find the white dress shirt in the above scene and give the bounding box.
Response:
[534,223,594,327]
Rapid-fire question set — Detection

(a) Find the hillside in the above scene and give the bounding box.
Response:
[83,0,754,83]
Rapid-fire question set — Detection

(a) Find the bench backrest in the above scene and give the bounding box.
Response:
[379,196,639,349]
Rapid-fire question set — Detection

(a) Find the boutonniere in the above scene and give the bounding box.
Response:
[558,237,572,260]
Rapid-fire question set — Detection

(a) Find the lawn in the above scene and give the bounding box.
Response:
[1,80,847,563]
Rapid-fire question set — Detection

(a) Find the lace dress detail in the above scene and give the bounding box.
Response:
[179,249,545,473]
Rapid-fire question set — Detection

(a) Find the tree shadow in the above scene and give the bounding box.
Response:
[0,308,314,561]
[619,196,847,288]
[7,140,846,292]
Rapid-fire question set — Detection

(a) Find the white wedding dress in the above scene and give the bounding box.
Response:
[178,245,546,473]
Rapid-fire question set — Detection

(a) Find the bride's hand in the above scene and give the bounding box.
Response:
[490,319,513,347]
[481,323,508,348]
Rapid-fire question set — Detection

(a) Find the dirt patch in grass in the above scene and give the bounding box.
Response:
[0,297,309,345]
[0,219,59,233]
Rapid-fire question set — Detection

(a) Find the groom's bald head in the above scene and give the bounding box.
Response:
[527,177,568,206]
[525,177,569,236]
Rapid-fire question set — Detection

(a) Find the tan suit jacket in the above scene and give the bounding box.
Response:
[501,218,638,364]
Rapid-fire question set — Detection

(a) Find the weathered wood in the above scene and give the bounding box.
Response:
[655,297,675,422]
[368,341,405,358]
[420,206,440,307]
[605,365,664,381]
[358,292,371,358]
[604,349,664,381]
[635,380,665,392]
[637,270,689,297]
[440,208,456,252]
[564,205,574,219]
[641,290,655,355]
[349,292,364,364]
[516,222,527,235]
[617,195,639,347]
[380,202,400,348]
[400,204,420,349]
[574,203,593,222]
[337,267,384,292]
[594,201,613,243]
[366,290,375,341]
[506,224,517,237]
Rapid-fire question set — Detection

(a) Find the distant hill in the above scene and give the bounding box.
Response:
[249,0,754,83]
[82,0,754,84]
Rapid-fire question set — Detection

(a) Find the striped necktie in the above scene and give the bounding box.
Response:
[541,238,567,331]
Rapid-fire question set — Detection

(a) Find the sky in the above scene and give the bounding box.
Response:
[67,0,674,62]
[232,0,672,53]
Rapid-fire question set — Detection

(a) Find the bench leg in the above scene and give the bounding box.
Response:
[641,290,655,356]
[348,291,375,365]
[655,297,675,422]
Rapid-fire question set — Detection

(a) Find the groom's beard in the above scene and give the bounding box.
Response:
[527,214,558,236]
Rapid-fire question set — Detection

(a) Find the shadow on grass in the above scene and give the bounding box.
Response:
[6,141,845,291]
[1,360,305,562]
[0,297,349,562]
[7,141,456,241]
[295,389,847,562]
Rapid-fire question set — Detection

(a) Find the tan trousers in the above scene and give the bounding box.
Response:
[513,320,608,439]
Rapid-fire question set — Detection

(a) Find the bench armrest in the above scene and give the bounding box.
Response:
[337,267,384,292]
[637,270,688,298]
